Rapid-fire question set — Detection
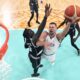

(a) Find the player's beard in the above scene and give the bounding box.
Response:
[49,31,56,38]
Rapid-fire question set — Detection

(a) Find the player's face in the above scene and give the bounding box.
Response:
[49,24,57,35]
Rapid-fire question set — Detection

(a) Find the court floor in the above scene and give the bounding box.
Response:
[0,29,80,80]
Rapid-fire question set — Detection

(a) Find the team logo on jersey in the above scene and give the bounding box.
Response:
[50,43,55,47]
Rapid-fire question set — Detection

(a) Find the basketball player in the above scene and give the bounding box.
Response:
[28,0,40,27]
[58,19,80,55]
[36,21,71,64]
[23,4,52,76]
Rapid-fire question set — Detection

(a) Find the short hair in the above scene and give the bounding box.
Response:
[49,22,57,26]
[23,29,34,38]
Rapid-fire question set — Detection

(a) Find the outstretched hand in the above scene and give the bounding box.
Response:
[45,4,52,17]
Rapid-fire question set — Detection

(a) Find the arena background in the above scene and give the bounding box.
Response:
[0,0,80,29]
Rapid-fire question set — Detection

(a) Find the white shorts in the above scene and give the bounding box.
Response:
[42,53,56,64]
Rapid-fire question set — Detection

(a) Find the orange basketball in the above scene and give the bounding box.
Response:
[64,5,80,22]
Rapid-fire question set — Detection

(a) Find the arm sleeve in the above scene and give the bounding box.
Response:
[32,16,47,44]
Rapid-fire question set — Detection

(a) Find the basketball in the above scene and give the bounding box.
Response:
[64,5,80,22]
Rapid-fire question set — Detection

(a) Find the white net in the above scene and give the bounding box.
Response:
[0,60,11,80]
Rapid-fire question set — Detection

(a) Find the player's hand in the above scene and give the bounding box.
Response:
[45,4,52,17]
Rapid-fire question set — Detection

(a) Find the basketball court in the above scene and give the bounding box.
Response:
[0,0,80,80]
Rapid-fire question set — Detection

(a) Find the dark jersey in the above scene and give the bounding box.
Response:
[68,23,76,36]
[70,24,75,30]
[28,39,43,59]
[23,16,47,59]
[29,0,38,6]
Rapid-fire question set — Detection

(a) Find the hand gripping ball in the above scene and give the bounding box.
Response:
[64,5,80,22]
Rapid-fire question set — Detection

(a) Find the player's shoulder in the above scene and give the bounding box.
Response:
[39,31,48,39]
[42,31,48,37]
[43,31,48,34]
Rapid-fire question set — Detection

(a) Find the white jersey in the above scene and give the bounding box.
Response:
[43,35,60,63]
